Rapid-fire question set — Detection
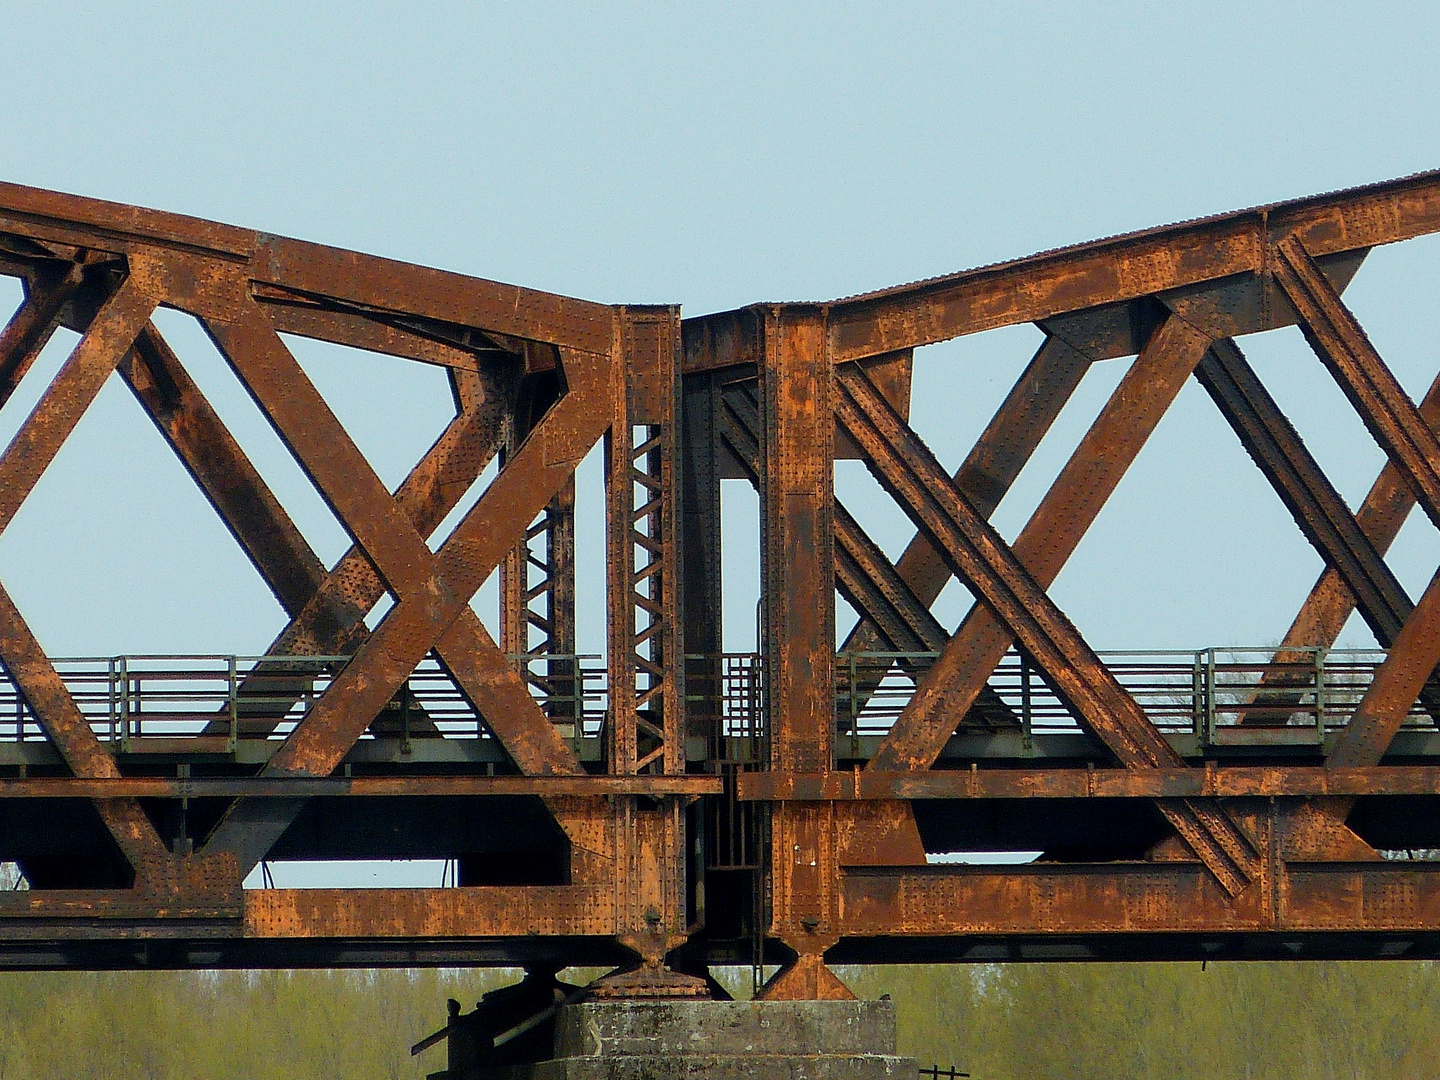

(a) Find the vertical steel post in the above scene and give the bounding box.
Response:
[545,478,578,726]
[500,381,578,731]
[118,656,130,753]
[758,307,844,997]
[227,654,238,752]
[1192,651,1204,739]
[1021,653,1033,750]
[607,306,685,777]
[498,438,529,665]
[761,307,835,776]
[604,306,691,974]
[108,657,118,744]
[1205,648,1217,745]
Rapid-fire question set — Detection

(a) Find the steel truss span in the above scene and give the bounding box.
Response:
[2,175,1440,991]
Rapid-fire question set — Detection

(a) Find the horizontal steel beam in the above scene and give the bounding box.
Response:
[244,886,614,939]
[682,171,1440,370]
[0,180,615,352]
[0,775,721,799]
[839,861,1440,937]
[740,766,1440,801]
[829,171,1440,360]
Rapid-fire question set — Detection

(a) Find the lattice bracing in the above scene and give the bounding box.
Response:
[1,174,1440,980]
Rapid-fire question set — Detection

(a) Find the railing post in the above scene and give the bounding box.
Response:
[1020,652,1033,750]
[568,656,578,748]
[1315,646,1327,744]
[400,677,412,756]
[107,656,118,745]
[118,656,131,752]
[1204,648,1217,745]
[848,652,858,745]
[227,655,239,753]
[1192,650,1204,739]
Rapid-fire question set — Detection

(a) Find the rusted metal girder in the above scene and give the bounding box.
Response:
[0,183,659,972]
[210,376,501,740]
[1276,237,1440,532]
[861,317,1213,773]
[679,369,724,752]
[8,173,1440,977]
[244,886,616,940]
[724,381,942,652]
[600,308,691,973]
[499,477,578,715]
[0,268,170,872]
[1271,237,1440,769]
[834,356,1261,896]
[265,365,510,658]
[839,335,1091,658]
[1327,567,1440,770]
[0,262,85,406]
[607,308,685,777]
[1277,365,1440,656]
[682,171,1440,374]
[1191,335,1440,727]
[0,183,667,963]
[719,379,1016,730]
[837,858,1440,939]
[0,182,614,351]
[118,322,328,620]
[1196,338,1418,648]
[0,776,721,799]
[0,270,158,534]
[211,364,505,745]
[199,307,603,873]
[833,501,948,656]
[739,766,1440,801]
[755,308,847,991]
[499,352,578,707]
[0,584,167,872]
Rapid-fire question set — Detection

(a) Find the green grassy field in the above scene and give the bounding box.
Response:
[0,962,1427,1079]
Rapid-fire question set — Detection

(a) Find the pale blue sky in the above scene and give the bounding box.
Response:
[2,2,1440,662]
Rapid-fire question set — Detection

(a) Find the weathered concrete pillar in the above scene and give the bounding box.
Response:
[424,993,915,1080]
[530,999,915,1079]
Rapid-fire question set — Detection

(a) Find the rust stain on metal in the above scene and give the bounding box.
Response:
[2,175,1440,979]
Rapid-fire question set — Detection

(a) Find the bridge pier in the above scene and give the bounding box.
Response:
[428,991,915,1080]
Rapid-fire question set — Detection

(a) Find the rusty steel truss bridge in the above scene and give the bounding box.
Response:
[1,173,1440,993]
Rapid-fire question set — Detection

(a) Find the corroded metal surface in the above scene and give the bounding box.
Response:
[4,175,1440,977]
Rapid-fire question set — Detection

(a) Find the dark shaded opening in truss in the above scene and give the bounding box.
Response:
[261,795,571,885]
[913,797,1171,862]
[0,800,134,889]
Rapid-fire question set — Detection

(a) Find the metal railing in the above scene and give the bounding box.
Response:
[0,646,1427,751]
[684,653,766,757]
[834,646,1434,744]
[0,653,609,747]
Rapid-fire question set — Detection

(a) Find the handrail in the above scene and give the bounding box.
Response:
[0,647,1427,749]
[830,646,1430,743]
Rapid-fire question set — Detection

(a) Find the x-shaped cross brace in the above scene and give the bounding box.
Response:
[1271,237,1440,772]
[198,291,612,874]
[840,315,1263,895]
